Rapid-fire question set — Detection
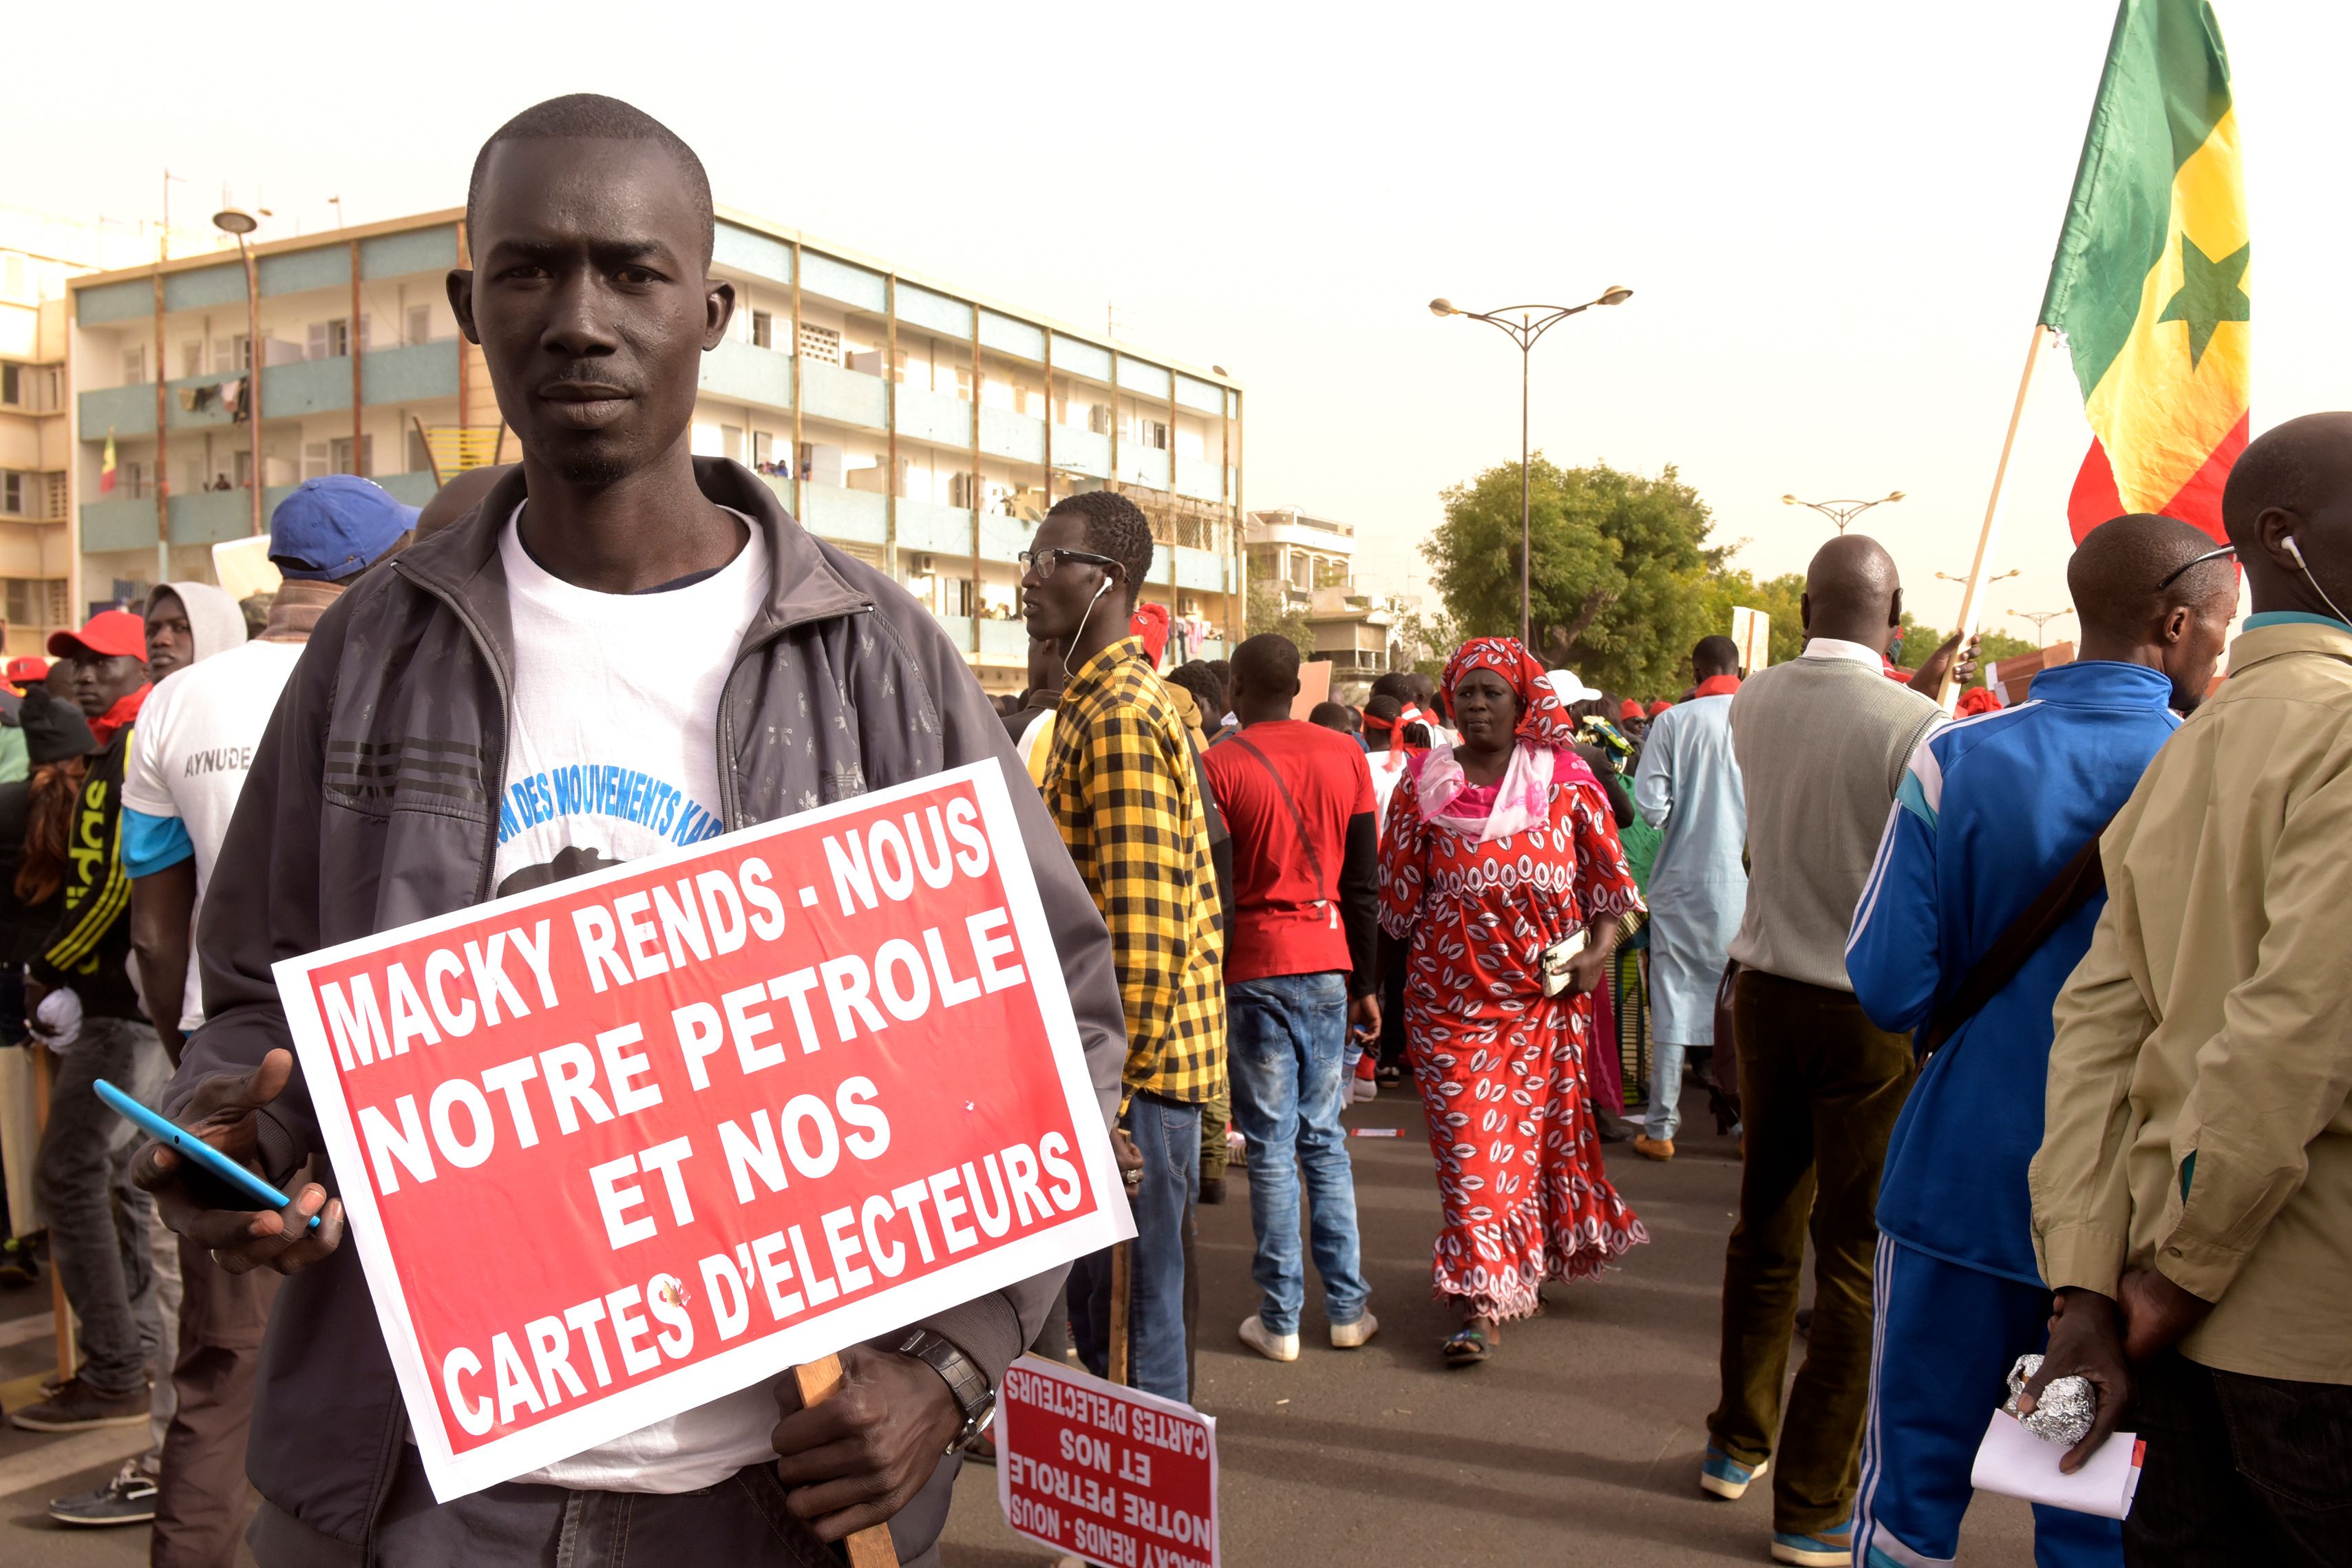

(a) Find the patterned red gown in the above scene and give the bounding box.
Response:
[1378,754,1651,1320]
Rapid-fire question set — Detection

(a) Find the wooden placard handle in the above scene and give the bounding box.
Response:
[790,1354,899,1568]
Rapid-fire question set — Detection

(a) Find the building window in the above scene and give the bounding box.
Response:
[751,311,774,349]
[798,323,843,367]
[407,304,432,346]
[0,472,21,515]
[6,578,67,628]
[309,319,351,360]
[331,435,372,478]
[1,253,23,302]
[122,346,148,385]
[182,340,205,379]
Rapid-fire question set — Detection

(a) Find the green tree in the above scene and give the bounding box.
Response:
[1423,456,1724,695]
[1244,576,1313,658]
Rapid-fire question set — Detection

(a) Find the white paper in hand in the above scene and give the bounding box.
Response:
[1969,1410,2143,1520]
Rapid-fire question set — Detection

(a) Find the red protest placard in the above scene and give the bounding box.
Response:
[996,1355,1219,1568]
[277,760,1130,1501]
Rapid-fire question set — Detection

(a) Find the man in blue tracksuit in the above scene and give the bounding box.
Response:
[1843,514,2237,1567]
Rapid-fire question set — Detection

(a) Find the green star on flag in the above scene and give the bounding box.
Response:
[2157,234,2249,370]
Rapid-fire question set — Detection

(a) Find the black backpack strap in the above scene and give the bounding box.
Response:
[1916,825,2111,1059]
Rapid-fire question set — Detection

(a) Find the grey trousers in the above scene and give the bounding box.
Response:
[36,1015,169,1394]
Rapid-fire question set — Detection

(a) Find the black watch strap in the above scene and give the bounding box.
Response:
[888,1328,995,1450]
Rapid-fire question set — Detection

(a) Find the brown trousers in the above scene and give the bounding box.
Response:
[1708,969,1914,1536]
[154,1233,279,1568]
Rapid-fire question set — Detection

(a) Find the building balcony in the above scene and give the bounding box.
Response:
[1173,455,1229,502]
[699,337,793,410]
[81,468,440,553]
[1050,426,1109,479]
[896,384,971,449]
[800,483,887,544]
[77,343,461,438]
[979,406,1046,465]
[898,496,975,558]
[1117,446,1171,491]
[979,617,1028,660]
[800,360,887,431]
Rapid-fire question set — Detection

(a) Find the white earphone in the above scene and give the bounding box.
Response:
[2284,535,2352,624]
[1061,575,1117,677]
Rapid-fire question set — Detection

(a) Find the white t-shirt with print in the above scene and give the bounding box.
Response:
[121,639,308,1030]
[494,504,782,1492]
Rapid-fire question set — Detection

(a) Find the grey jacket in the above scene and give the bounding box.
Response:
[171,458,1125,1558]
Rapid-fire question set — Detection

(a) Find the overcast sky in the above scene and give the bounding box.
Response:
[19,0,2344,644]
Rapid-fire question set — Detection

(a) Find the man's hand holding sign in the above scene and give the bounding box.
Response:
[147,765,1126,1509]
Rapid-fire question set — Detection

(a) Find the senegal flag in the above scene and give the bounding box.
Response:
[2040,0,2245,544]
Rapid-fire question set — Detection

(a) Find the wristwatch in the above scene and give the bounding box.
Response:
[887,1327,997,1454]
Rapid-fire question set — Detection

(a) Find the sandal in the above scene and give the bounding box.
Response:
[1442,1326,1491,1365]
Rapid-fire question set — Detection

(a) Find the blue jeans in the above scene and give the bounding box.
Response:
[1226,974,1369,1337]
[1646,1040,1689,1140]
[1073,1094,1198,1404]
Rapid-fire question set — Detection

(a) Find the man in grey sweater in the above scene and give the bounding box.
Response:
[1699,535,1947,1568]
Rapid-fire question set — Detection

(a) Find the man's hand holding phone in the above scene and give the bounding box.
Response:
[132,1047,346,1275]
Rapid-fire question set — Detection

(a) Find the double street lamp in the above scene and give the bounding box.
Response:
[1783,490,1905,536]
[1431,288,1633,650]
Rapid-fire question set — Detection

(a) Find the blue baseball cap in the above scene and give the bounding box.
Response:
[268,475,419,582]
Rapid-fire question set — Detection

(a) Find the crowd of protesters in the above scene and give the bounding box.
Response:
[0,92,2342,1568]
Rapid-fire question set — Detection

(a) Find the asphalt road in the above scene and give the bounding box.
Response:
[0,1082,2036,1567]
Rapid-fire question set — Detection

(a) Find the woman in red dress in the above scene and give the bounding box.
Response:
[1379,637,1649,1364]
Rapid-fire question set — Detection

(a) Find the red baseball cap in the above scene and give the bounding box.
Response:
[48,608,147,662]
[4,656,49,690]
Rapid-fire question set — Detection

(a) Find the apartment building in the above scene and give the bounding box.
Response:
[66,206,1246,686]
[1,208,178,654]
[1244,507,1354,606]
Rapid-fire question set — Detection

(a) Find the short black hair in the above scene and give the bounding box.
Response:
[2070,512,2236,637]
[1048,491,1155,608]
[468,94,714,267]
[1165,660,1225,714]
[1693,635,1741,677]
[1307,701,1355,733]
[1370,671,1417,703]
[1231,632,1302,698]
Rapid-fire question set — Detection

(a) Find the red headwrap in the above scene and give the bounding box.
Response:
[1648,699,1671,717]
[1439,637,1583,752]
[1620,699,1644,722]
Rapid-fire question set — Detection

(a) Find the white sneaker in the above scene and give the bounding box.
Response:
[1352,1077,1378,1103]
[1238,1315,1299,1362]
[1329,1311,1379,1349]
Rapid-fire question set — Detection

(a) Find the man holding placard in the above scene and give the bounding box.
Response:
[137,94,1127,1568]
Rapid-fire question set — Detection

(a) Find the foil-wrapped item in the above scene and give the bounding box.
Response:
[2003,1353,2095,1446]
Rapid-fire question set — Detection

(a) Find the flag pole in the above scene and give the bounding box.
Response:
[1939,323,2052,710]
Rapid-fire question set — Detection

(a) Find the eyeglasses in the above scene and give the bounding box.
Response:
[1017,547,1122,580]
[2157,543,2238,591]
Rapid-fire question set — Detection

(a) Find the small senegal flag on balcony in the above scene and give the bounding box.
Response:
[2040,0,2245,545]
[100,431,118,496]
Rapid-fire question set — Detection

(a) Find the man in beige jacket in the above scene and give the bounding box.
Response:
[2029,412,2352,1563]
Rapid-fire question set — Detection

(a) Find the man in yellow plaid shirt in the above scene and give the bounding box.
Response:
[1022,489,1225,1402]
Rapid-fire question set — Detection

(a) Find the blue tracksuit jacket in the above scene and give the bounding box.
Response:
[1845,660,2180,1284]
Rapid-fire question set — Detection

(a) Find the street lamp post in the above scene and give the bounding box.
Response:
[2009,607,2075,645]
[213,208,263,536]
[1936,569,2018,586]
[1431,288,1633,651]
[1783,490,1905,536]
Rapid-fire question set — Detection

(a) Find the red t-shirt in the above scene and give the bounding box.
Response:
[1202,719,1376,982]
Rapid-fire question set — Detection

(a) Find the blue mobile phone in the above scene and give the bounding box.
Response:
[94,1079,321,1232]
